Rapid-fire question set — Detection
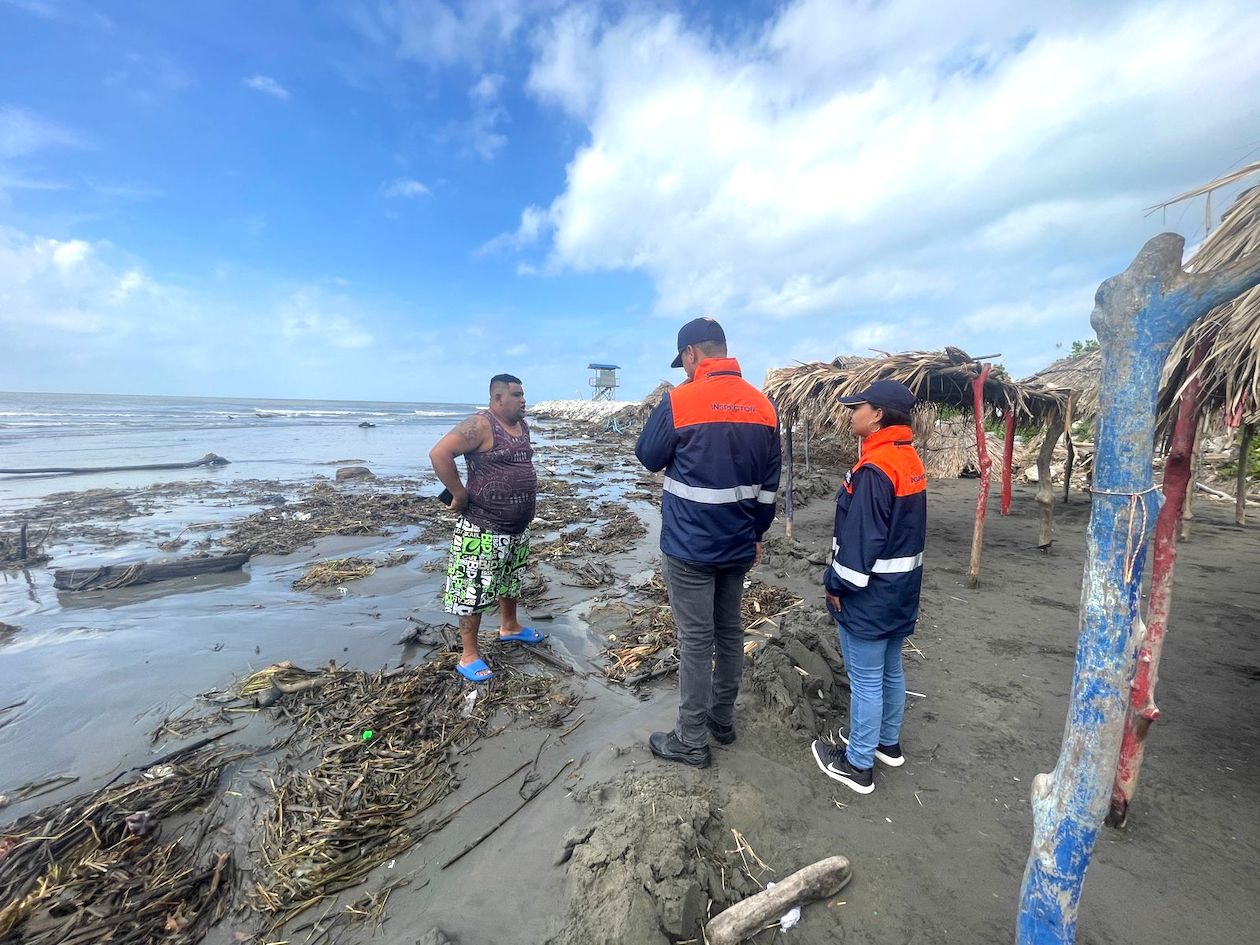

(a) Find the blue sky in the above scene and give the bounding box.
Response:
[2,0,1259,404]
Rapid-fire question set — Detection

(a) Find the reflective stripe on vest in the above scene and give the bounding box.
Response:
[664,476,776,505]
[831,551,923,587]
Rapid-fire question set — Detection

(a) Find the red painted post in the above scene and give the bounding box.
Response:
[966,364,993,588]
[1107,341,1208,828]
[1001,408,1016,516]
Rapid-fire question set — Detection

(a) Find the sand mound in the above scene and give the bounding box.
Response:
[550,771,760,945]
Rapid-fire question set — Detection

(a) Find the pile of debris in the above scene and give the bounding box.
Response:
[0,746,238,944]
[223,482,445,556]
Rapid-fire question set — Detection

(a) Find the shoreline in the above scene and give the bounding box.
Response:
[1,424,1258,944]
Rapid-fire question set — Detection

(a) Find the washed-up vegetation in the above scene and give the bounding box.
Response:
[0,746,239,945]
[224,483,444,556]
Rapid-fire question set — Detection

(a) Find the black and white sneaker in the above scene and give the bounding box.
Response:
[838,727,905,768]
[811,740,874,794]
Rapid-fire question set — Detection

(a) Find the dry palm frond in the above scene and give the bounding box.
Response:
[1159,177,1260,433]
[292,557,375,590]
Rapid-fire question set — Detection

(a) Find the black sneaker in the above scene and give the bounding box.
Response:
[811,740,874,794]
[706,715,736,745]
[649,731,712,768]
[838,727,905,768]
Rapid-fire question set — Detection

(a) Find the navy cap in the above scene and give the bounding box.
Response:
[671,316,726,368]
[838,379,917,414]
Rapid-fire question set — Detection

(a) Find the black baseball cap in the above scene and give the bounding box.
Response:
[838,379,917,413]
[671,316,726,368]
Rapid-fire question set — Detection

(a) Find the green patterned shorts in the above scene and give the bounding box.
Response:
[443,517,531,616]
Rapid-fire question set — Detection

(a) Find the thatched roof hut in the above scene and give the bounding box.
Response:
[1022,348,1102,423]
[764,347,1063,432]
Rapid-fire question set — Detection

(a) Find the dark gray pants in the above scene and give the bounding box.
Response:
[663,554,750,749]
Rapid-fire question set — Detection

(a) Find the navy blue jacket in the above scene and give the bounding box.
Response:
[824,426,927,639]
[635,358,780,566]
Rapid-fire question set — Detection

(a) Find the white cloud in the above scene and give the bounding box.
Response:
[515,0,1260,374]
[244,74,291,101]
[382,177,432,199]
[479,204,547,256]
[0,105,85,159]
[349,0,543,68]
[279,284,374,350]
[0,226,183,345]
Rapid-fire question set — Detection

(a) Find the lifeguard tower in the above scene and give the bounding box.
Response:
[587,363,620,401]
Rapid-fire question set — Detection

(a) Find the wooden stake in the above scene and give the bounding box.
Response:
[1001,409,1016,516]
[1181,415,1205,539]
[966,365,993,588]
[1236,424,1253,526]
[784,423,795,539]
[1036,414,1065,549]
[1107,339,1208,829]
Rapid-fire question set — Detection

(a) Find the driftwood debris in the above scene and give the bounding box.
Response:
[703,855,852,945]
[0,452,229,476]
[54,552,250,591]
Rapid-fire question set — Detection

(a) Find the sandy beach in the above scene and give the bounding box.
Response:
[2,402,1257,945]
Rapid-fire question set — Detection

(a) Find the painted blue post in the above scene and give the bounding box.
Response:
[1017,233,1260,944]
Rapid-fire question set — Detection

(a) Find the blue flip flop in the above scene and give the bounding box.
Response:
[498,626,546,645]
[456,658,495,683]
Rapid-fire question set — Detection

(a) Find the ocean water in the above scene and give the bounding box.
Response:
[0,391,481,505]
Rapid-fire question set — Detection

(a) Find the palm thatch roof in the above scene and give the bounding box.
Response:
[763,347,1063,432]
[1159,174,1260,430]
[1021,347,1102,421]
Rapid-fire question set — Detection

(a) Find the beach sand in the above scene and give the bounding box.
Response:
[1,424,1257,945]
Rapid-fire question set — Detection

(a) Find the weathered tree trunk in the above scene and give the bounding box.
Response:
[54,553,251,591]
[1236,424,1253,526]
[1107,341,1208,829]
[1180,417,1205,539]
[1036,414,1066,549]
[1001,410,1016,516]
[704,856,852,945]
[967,365,993,588]
[784,424,795,539]
[1017,233,1260,945]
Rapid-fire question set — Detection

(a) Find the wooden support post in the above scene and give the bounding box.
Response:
[1036,414,1065,549]
[17,523,28,561]
[784,423,795,539]
[1107,341,1208,829]
[1001,408,1016,516]
[1181,416,1205,540]
[1062,393,1077,504]
[1236,424,1253,526]
[966,364,993,588]
[803,418,811,472]
[1017,233,1260,945]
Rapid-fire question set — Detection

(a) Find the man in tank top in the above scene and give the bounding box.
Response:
[429,374,543,682]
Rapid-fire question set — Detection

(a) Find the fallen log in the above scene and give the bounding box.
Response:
[1195,481,1259,505]
[704,855,852,945]
[0,452,230,476]
[54,552,250,591]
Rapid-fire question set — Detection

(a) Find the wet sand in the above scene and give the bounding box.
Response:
[2,436,1257,944]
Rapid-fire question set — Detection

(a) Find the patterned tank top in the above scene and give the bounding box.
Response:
[464,409,537,535]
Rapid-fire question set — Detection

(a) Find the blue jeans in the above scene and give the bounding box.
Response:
[837,627,906,769]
